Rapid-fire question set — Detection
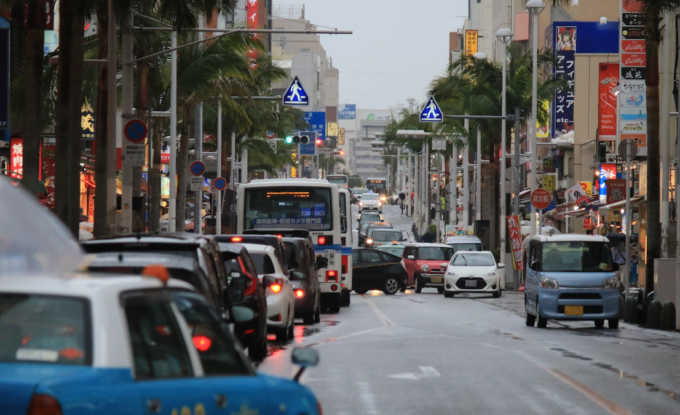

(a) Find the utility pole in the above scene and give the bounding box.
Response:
[106,0,117,235]
[168,32,178,232]
[216,100,222,235]
[514,106,521,290]
[450,142,457,227]
[194,103,203,234]
[661,12,672,258]
[476,127,482,222]
[463,119,470,234]
[120,9,133,233]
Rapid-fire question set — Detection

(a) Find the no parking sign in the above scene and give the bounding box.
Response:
[124,119,147,166]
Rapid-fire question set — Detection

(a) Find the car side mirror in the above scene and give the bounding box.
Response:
[292,347,319,382]
[289,270,305,281]
[498,263,505,269]
[231,305,256,323]
[407,255,415,260]
[530,261,540,271]
[316,257,329,269]
[288,260,300,270]
[263,274,277,288]
[226,277,247,303]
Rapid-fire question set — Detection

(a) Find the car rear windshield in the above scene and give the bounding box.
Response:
[0,294,91,365]
[541,241,614,272]
[378,246,405,257]
[418,247,454,260]
[248,253,276,275]
[449,243,483,253]
[89,266,205,290]
[454,253,495,266]
[362,194,379,201]
[361,214,380,222]
[373,231,402,241]
[368,226,392,237]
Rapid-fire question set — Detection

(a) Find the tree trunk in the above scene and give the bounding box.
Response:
[22,0,46,196]
[54,0,85,237]
[176,107,191,231]
[93,2,109,238]
[133,59,149,232]
[644,10,661,295]
[149,127,161,231]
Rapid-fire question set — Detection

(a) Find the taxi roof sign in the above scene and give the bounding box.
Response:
[420,96,443,122]
[283,76,309,106]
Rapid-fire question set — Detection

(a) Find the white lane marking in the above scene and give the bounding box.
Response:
[356,381,381,415]
[363,296,395,327]
[479,342,501,349]
[388,366,441,380]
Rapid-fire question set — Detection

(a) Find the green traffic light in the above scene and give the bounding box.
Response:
[285,136,294,144]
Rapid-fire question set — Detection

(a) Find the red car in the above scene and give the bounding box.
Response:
[402,243,455,293]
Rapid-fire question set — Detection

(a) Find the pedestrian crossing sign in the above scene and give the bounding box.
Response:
[283,76,309,106]
[420,96,443,122]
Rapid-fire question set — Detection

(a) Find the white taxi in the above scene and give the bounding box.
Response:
[358,192,383,213]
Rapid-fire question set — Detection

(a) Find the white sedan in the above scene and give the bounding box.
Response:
[242,243,296,342]
[443,251,505,298]
[359,193,382,213]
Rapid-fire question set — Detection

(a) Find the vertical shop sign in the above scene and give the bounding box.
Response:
[465,30,478,55]
[507,215,524,271]
[9,137,43,180]
[247,0,258,68]
[620,0,646,155]
[553,26,576,137]
[606,178,626,204]
[598,63,619,141]
[599,163,617,203]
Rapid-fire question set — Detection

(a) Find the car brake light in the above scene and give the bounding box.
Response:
[231,236,243,242]
[270,284,282,293]
[326,270,338,282]
[295,289,305,298]
[27,394,62,415]
[318,236,326,245]
[193,335,212,352]
[331,285,338,291]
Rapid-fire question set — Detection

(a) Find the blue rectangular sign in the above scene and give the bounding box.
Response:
[299,131,316,156]
[338,104,356,120]
[304,111,326,140]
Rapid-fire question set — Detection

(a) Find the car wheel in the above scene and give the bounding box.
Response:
[608,318,619,329]
[594,319,605,329]
[525,310,536,327]
[399,286,406,292]
[414,274,422,293]
[354,288,368,295]
[314,305,321,323]
[444,291,454,298]
[437,288,444,294]
[536,302,547,328]
[248,331,268,361]
[493,290,500,298]
[287,322,294,340]
[340,290,351,307]
[303,309,315,325]
[329,295,341,313]
[274,327,288,342]
[383,277,400,295]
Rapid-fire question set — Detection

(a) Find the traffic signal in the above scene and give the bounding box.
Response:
[300,135,309,144]
[339,150,345,156]
[285,135,310,144]
[316,138,323,146]
[285,136,294,144]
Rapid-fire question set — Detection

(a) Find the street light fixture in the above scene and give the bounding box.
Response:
[496,27,513,281]
[527,0,545,236]
[473,52,487,60]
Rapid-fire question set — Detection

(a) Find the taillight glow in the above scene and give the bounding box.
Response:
[295,289,305,298]
[231,236,243,242]
[331,284,338,291]
[27,394,62,415]
[193,335,212,352]
[318,236,326,245]
[270,284,282,293]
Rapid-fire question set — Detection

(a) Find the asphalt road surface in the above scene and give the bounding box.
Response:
[259,204,680,415]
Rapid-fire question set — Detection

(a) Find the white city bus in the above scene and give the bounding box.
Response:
[237,179,344,312]
[338,188,353,306]
[326,174,349,189]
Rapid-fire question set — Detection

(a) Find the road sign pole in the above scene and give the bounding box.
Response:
[120,9,133,234]
[194,103,203,234]
[169,31,178,232]
[463,118,470,234]
[216,99,222,235]
[625,150,631,301]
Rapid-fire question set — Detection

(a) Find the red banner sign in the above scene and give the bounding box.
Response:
[606,179,626,205]
[622,40,645,53]
[247,0,259,68]
[161,152,170,164]
[598,63,619,141]
[621,53,646,67]
[9,137,44,181]
[507,215,524,272]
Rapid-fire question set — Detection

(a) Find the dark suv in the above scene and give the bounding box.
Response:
[217,235,286,272]
[282,237,321,325]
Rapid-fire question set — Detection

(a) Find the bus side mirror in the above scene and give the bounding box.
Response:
[341,215,348,233]
[316,257,329,269]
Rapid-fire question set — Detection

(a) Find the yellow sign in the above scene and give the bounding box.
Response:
[338,128,346,145]
[291,167,297,178]
[579,181,593,196]
[537,100,549,138]
[543,175,556,192]
[465,30,478,55]
[327,122,338,137]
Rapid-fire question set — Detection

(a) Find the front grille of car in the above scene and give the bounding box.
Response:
[558,305,604,314]
[455,278,486,290]
[559,293,602,300]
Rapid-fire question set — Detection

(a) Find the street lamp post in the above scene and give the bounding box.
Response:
[496,27,513,277]
[527,0,545,237]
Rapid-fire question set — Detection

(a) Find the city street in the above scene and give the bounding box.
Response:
[260,204,680,415]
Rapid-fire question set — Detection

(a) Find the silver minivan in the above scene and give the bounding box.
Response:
[524,234,621,329]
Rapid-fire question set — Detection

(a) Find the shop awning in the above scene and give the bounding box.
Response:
[597,196,644,213]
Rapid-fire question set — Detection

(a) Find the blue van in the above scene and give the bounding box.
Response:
[524,235,621,329]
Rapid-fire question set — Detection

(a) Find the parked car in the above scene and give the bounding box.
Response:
[402,243,455,293]
[362,223,394,247]
[358,193,382,213]
[352,249,408,295]
[0,272,322,415]
[366,229,408,248]
[377,244,406,258]
[216,234,287,272]
[241,243,296,341]
[217,243,269,360]
[446,235,484,253]
[282,237,321,324]
[444,251,504,298]
[524,235,620,329]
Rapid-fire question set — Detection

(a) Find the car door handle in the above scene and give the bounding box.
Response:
[215,394,228,409]
[147,399,162,413]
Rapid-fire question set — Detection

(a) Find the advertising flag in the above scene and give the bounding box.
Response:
[598,63,619,141]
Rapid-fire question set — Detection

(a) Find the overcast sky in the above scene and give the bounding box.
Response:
[277,0,469,110]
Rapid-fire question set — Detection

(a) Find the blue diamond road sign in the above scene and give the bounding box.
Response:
[420,96,443,122]
[283,76,309,106]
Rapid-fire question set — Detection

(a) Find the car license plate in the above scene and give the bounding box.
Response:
[430,277,442,283]
[564,305,584,316]
[465,280,477,288]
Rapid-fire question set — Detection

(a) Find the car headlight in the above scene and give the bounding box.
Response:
[485,270,496,278]
[446,270,457,277]
[420,264,430,272]
[366,238,373,244]
[540,277,559,289]
[359,202,363,206]
[602,276,618,289]
[378,202,382,206]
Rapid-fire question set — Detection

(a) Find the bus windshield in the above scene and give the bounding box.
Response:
[244,187,333,231]
[327,175,348,184]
